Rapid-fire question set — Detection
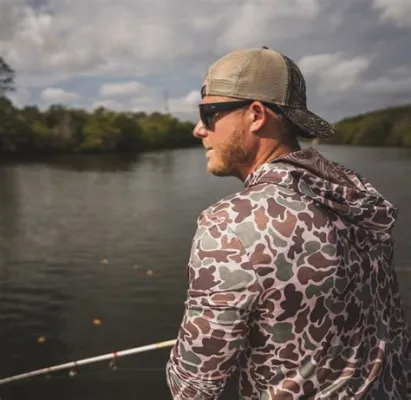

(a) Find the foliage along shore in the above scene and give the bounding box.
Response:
[322,104,411,148]
[0,96,198,158]
[1,96,410,159]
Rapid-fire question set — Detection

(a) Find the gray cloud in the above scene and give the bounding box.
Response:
[41,87,79,103]
[266,0,411,121]
[372,0,411,28]
[0,0,410,123]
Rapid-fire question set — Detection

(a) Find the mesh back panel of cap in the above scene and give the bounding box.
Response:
[282,55,307,107]
[207,49,289,105]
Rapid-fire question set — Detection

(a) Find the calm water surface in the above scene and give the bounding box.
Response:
[0,144,410,400]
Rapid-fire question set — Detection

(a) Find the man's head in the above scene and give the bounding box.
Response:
[194,47,337,180]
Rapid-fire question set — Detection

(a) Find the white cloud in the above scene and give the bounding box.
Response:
[169,98,197,114]
[0,0,323,89]
[373,0,411,28]
[41,88,79,103]
[183,90,201,105]
[1,0,199,81]
[88,88,199,118]
[132,90,200,114]
[167,91,201,122]
[217,0,321,51]
[129,96,159,113]
[298,53,371,94]
[100,81,146,98]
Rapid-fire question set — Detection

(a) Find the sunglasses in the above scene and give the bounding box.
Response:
[198,100,283,130]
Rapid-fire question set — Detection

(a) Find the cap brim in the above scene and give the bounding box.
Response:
[279,107,338,139]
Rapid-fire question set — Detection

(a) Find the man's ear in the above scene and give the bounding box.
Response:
[249,102,267,132]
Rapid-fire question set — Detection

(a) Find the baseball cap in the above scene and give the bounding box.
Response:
[202,47,337,139]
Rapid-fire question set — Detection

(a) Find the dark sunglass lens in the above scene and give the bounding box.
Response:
[200,107,214,129]
[199,107,209,128]
[205,113,214,129]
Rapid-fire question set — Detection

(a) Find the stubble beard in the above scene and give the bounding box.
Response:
[207,128,253,178]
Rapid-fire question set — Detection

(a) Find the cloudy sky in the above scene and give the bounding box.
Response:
[1,0,410,123]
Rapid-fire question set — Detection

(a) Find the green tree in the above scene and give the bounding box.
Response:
[21,105,42,124]
[401,128,411,147]
[114,112,143,152]
[168,120,197,148]
[0,96,33,153]
[43,104,69,128]
[79,107,122,152]
[325,104,411,147]
[68,108,89,150]
[0,57,15,96]
[139,112,180,149]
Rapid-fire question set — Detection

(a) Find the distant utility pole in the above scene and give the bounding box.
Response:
[163,91,169,114]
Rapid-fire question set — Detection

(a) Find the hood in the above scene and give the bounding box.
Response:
[245,147,398,245]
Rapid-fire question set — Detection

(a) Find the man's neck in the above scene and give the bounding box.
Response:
[239,142,301,182]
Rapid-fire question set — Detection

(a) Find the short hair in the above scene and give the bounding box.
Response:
[277,115,302,148]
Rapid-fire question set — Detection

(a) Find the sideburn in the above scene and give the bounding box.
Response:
[222,123,254,172]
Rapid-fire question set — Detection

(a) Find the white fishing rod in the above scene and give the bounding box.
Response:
[0,339,176,386]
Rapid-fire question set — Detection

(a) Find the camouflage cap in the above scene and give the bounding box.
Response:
[203,47,338,139]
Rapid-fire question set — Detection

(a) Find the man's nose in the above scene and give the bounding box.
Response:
[193,120,207,138]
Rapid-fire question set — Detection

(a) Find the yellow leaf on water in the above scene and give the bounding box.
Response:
[93,318,102,326]
[37,336,46,344]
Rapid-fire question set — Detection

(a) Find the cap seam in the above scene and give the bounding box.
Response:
[233,50,257,98]
[282,54,292,105]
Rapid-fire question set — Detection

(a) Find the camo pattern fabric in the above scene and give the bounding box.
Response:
[166,147,410,399]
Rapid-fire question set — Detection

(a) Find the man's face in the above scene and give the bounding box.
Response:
[194,85,256,179]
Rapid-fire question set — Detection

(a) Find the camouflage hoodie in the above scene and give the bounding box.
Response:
[166,147,410,399]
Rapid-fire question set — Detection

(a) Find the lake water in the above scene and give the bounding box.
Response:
[0,144,410,400]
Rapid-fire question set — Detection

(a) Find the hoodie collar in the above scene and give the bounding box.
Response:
[244,146,397,242]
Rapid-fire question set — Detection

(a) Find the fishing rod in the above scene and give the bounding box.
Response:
[0,338,177,386]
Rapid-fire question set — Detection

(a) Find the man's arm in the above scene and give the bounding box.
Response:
[166,217,261,399]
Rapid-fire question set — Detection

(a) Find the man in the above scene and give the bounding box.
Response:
[166,47,410,399]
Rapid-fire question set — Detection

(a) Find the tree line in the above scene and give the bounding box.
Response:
[325,104,411,148]
[1,56,410,157]
[0,96,198,156]
[0,57,198,158]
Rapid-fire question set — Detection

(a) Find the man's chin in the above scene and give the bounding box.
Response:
[207,162,232,177]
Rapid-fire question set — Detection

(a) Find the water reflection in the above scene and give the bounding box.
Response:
[0,169,73,380]
[46,153,141,172]
[139,150,177,174]
[0,167,19,279]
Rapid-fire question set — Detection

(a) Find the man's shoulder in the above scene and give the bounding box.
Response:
[196,171,339,253]
[198,180,304,229]
[202,182,272,213]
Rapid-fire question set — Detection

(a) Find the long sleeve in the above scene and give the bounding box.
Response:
[166,217,261,399]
